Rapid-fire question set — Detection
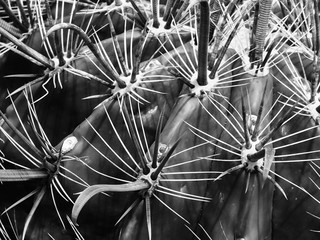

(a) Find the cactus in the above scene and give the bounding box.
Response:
[1,0,320,239]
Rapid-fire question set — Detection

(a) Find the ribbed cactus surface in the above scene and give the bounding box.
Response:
[0,0,320,240]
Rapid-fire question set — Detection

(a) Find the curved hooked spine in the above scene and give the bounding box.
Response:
[71,180,150,225]
[45,23,126,88]
[152,0,160,28]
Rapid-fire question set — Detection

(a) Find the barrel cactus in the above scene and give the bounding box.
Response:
[0,0,320,239]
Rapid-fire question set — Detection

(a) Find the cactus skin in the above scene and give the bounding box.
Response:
[1,1,320,240]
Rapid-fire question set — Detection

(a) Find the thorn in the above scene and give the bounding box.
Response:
[252,0,273,67]
[247,149,265,163]
[0,27,52,69]
[262,145,275,182]
[214,163,246,182]
[163,0,181,30]
[241,91,252,149]
[251,81,269,141]
[163,0,175,21]
[72,180,150,225]
[145,197,152,240]
[151,138,181,180]
[115,197,142,226]
[209,17,241,79]
[44,0,66,66]
[28,115,55,160]
[196,0,210,86]
[0,0,28,32]
[152,105,166,168]
[0,110,44,160]
[107,14,130,77]
[152,0,160,28]
[255,99,298,151]
[260,41,275,71]
[131,27,148,83]
[121,98,149,174]
[45,23,125,87]
[256,168,287,199]
[127,0,147,25]
[245,171,251,193]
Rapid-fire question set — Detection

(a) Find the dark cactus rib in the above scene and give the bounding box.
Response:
[0,17,22,38]
[254,0,272,67]
[152,0,160,28]
[0,0,28,32]
[251,82,268,142]
[0,27,53,69]
[196,0,210,86]
[46,23,126,87]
